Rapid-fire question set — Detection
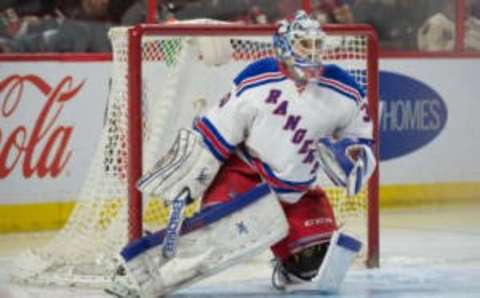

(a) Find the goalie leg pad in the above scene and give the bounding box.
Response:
[272,231,362,293]
[119,184,289,298]
[314,231,362,293]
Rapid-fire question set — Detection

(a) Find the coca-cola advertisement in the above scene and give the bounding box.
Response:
[0,62,109,204]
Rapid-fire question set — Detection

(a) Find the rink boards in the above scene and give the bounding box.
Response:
[1,57,480,232]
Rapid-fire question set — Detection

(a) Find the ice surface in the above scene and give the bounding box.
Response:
[1,204,479,298]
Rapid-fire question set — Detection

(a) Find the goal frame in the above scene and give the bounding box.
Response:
[126,23,380,268]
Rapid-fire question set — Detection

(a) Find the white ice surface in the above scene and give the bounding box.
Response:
[1,204,479,298]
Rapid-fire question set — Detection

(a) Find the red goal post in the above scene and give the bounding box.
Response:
[125,23,380,268]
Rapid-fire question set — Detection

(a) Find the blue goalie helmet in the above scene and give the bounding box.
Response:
[273,10,326,81]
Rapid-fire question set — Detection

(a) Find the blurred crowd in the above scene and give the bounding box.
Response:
[0,0,479,53]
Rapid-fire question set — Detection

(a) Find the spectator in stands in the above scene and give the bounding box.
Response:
[172,0,251,23]
[0,0,57,18]
[120,0,175,25]
[0,0,138,53]
[417,0,480,51]
[248,0,353,25]
[0,0,58,39]
[311,0,354,24]
[122,0,351,27]
[417,0,456,51]
[247,5,269,24]
[170,0,290,25]
[352,0,433,50]
[465,0,480,50]
[59,0,112,22]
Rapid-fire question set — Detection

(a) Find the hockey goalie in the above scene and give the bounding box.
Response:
[106,10,376,298]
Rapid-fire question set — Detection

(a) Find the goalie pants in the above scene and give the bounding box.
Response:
[202,155,337,261]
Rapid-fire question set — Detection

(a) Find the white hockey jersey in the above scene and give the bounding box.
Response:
[194,57,372,203]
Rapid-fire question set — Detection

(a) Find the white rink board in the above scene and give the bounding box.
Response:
[0,62,110,204]
[0,58,479,205]
[380,59,480,184]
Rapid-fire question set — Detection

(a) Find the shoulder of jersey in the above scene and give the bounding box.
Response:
[233,57,288,97]
[317,64,365,103]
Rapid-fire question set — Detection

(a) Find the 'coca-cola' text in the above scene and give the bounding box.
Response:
[0,75,85,178]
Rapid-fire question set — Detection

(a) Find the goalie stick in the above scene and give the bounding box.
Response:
[105,189,191,298]
[162,188,190,259]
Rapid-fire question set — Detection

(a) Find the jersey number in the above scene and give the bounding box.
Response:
[360,102,371,123]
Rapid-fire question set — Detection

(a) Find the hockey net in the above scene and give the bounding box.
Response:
[10,23,379,287]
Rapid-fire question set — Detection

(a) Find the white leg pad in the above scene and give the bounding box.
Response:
[315,231,362,293]
[277,231,362,294]
[121,186,288,298]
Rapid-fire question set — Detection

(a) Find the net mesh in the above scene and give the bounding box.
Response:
[10,25,374,287]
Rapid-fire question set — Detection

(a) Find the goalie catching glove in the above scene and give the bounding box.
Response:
[137,128,221,205]
[317,137,376,197]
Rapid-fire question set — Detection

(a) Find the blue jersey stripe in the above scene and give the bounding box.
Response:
[201,117,236,151]
[317,81,360,103]
[322,64,365,98]
[236,76,287,97]
[234,57,280,85]
[195,130,227,162]
[233,57,287,97]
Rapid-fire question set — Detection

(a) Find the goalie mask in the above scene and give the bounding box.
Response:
[273,10,326,83]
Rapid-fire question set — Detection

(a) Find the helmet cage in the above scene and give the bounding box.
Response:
[274,11,326,70]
